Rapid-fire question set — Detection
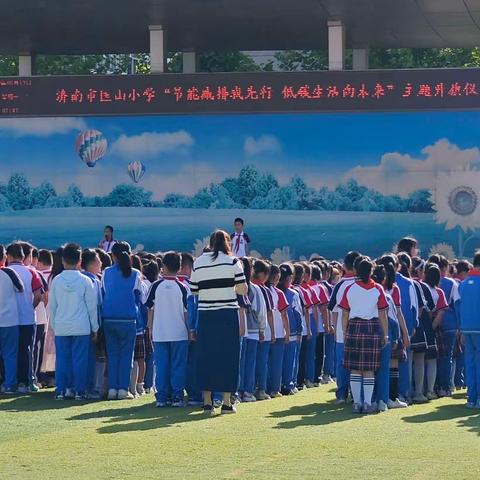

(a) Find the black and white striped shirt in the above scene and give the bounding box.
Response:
[189,252,246,311]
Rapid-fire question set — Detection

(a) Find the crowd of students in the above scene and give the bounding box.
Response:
[0,231,479,415]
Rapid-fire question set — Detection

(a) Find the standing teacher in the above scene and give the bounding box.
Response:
[189,230,247,415]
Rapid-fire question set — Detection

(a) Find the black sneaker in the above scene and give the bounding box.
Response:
[203,404,214,415]
[221,404,237,414]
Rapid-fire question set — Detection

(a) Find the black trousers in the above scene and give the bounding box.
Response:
[315,333,325,381]
[297,338,308,386]
[33,324,46,382]
[18,325,36,385]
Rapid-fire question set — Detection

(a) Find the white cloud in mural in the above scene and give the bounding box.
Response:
[344,139,480,196]
[0,117,87,137]
[111,130,194,159]
[244,135,281,156]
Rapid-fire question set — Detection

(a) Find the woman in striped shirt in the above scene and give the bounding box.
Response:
[189,230,247,414]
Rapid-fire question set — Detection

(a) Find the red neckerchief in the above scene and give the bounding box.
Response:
[234,231,243,253]
[469,268,480,277]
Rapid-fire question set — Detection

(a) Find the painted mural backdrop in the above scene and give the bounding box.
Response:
[1,110,480,259]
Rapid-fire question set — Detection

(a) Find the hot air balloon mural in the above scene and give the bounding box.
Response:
[128,160,146,183]
[75,130,108,168]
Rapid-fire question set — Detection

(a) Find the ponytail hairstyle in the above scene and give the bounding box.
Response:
[372,264,386,285]
[355,256,374,283]
[278,263,294,291]
[240,257,252,286]
[377,255,397,290]
[292,263,305,285]
[252,259,271,282]
[424,263,441,288]
[397,252,412,278]
[266,264,280,287]
[210,229,232,261]
[311,264,321,282]
[301,262,311,282]
[411,256,426,278]
[112,241,132,278]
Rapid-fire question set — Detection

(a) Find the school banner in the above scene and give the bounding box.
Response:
[2,69,480,259]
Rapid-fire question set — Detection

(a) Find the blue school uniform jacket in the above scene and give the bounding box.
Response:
[102,265,141,321]
[439,276,459,332]
[395,273,419,336]
[458,270,480,334]
[284,287,303,339]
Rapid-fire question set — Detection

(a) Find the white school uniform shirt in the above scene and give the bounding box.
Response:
[246,283,267,341]
[329,275,357,343]
[269,286,289,339]
[230,231,250,258]
[339,280,389,319]
[0,268,23,328]
[35,268,51,326]
[99,239,116,253]
[144,276,190,342]
[8,262,43,326]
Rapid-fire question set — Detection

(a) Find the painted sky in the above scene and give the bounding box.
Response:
[1,110,480,200]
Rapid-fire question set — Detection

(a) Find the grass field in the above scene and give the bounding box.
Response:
[1,387,479,480]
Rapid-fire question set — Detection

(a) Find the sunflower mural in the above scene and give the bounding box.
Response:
[433,171,480,257]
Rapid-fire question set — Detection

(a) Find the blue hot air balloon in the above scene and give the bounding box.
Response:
[128,160,146,183]
[75,129,108,168]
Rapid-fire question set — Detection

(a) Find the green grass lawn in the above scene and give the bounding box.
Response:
[1,387,479,480]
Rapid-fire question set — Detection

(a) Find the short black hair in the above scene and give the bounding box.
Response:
[162,251,181,274]
[180,252,194,270]
[344,251,361,271]
[0,244,5,262]
[81,248,98,270]
[143,260,160,283]
[38,249,53,267]
[473,251,480,268]
[6,242,25,260]
[104,225,114,232]
[32,248,39,259]
[455,260,472,275]
[62,243,82,266]
[234,217,244,225]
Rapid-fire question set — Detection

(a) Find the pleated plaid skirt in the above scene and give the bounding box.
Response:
[344,317,383,371]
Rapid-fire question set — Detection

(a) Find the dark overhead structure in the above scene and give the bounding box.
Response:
[2,0,480,55]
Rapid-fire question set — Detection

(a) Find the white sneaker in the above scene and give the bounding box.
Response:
[256,390,271,400]
[378,400,389,412]
[242,392,257,402]
[387,398,408,409]
[413,393,429,404]
[107,388,118,400]
[117,389,135,400]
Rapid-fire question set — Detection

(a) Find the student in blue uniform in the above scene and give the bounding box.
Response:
[328,251,360,404]
[458,251,480,408]
[49,243,99,400]
[266,265,290,398]
[0,244,24,394]
[102,241,142,401]
[394,252,417,403]
[252,259,275,400]
[428,254,460,397]
[278,263,302,395]
[145,252,190,408]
